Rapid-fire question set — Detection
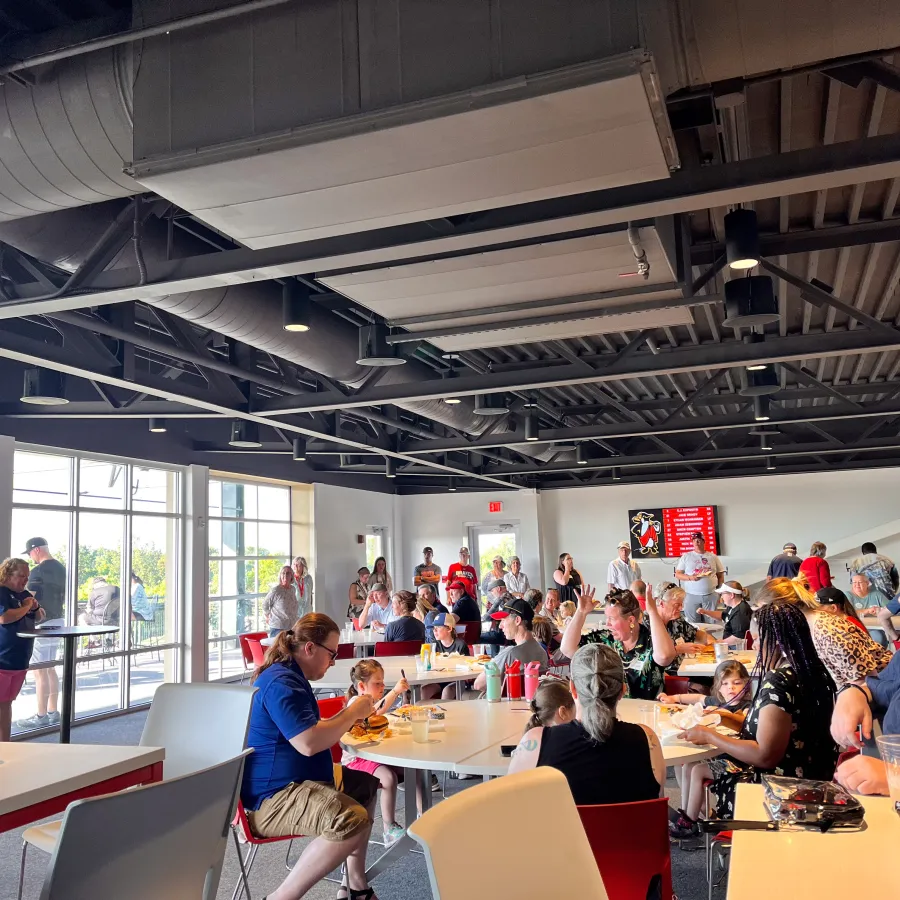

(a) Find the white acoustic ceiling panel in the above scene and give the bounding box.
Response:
[133,54,676,248]
[318,225,686,350]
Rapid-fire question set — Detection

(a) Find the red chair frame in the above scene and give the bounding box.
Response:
[744,630,754,650]
[336,642,355,660]
[461,622,482,645]
[238,631,267,683]
[374,640,423,657]
[230,697,347,900]
[245,637,266,669]
[578,798,673,900]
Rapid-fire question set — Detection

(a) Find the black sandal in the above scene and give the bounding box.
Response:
[336,889,376,900]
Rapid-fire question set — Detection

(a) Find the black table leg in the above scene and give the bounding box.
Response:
[58,635,76,744]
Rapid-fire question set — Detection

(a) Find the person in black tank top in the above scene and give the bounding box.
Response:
[553,552,583,605]
[509,643,663,806]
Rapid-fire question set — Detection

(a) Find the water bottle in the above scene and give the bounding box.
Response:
[506,662,523,700]
[484,661,501,702]
[524,661,541,701]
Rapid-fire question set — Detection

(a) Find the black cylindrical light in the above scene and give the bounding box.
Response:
[525,412,540,441]
[385,457,397,479]
[148,418,167,433]
[443,367,461,404]
[357,323,405,367]
[766,456,776,471]
[473,393,509,416]
[725,207,760,270]
[740,366,780,396]
[292,437,307,461]
[760,433,772,451]
[448,477,457,492]
[282,280,311,332]
[723,276,779,328]
[745,332,769,371]
[20,368,67,405]
[753,395,771,422]
[575,444,588,466]
[229,420,262,448]
[611,466,621,481]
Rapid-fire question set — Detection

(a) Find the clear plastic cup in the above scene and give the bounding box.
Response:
[732,639,747,652]
[876,734,900,805]
[411,707,430,743]
[714,643,730,662]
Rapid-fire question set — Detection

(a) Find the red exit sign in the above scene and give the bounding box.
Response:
[489,501,503,513]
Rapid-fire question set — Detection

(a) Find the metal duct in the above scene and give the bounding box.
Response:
[0,200,519,447]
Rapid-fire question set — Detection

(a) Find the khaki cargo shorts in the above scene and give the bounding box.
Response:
[248,764,378,842]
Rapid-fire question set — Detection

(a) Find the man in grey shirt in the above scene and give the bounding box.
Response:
[472,598,548,689]
[675,532,725,623]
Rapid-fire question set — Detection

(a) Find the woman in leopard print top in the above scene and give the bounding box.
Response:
[755,578,890,688]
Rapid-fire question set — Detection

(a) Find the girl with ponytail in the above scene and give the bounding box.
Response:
[524,680,575,732]
[509,644,665,805]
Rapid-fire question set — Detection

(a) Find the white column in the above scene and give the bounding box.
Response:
[184,464,209,683]
[0,434,13,557]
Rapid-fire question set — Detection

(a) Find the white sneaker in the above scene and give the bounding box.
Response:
[383,823,406,845]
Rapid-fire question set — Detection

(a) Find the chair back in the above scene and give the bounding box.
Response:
[664,674,692,695]
[375,640,422,657]
[40,752,250,900]
[336,642,355,660]
[409,768,608,900]
[246,638,267,667]
[140,683,256,780]
[238,631,267,667]
[317,696,347,763]
[577,798,672,900]
[352,617,361,631]
[744,630,753,650]
[461,622,482,644]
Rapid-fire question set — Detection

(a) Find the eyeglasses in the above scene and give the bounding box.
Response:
[314,642,339,661]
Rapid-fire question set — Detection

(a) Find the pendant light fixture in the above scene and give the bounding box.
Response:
[745,332,769,371]
[148,418,167,433]
[385,457,397,479]
[611,466,621,481]
[575,444,588,465]
[282,280,312,332]
[292,437,307,461]
[753,396,771,422]
[229,420,262,448]
[448,477,457,492]
[473,393,509,416]
[740,366,780,396]
[724,207,760,270]
[357,323,405,366]
[723,276,779,328]
[20,368,68,405]
[759,433,772,451]
[525,412,540,441]
[766,456,776,471]
[443,366,462,404]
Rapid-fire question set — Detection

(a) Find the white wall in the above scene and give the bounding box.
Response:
[396,489,543,592]
[539,468,900,595]
[313,483,398,623]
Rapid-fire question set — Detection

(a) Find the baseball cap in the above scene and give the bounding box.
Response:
[617,541,630,550]
[491,598,534,622]
[783,542,797,551]
[422,546,434,554]
[23,537,48,553]
[432,612,459,628]
[691,531,705,540]
[487,578,506,591]
[815,587,849,606]
[446,580,467,592]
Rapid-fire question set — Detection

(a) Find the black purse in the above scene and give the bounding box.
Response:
[761,775,866,831]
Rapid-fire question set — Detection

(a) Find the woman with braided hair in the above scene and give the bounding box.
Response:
[676,598,838,825]
[509,643,665,804]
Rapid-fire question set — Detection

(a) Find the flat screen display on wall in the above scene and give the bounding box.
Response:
[628,506,721,558]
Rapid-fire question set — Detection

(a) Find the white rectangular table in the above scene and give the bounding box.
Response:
[0,743,164,832]
[678,650,757,678]
[860,614,900,633]
[727,783,898,898]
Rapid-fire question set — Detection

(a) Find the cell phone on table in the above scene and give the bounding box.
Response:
[500,745,516,757]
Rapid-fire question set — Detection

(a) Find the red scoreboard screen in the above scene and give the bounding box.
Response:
[628,506,720,558]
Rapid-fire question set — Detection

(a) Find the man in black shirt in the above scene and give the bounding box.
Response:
[20,537,66,729]
[446,581,480,623]
[766,542,802,581]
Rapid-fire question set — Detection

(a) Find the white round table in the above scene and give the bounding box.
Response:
[677,649,758,678]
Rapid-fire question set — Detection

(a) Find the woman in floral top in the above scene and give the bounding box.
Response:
[679,598,837,818]
[559,585,677,699]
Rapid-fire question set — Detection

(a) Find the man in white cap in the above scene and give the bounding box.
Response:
[607,541,641,593]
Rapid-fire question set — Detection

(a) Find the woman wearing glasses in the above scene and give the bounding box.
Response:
[242,613,380,900]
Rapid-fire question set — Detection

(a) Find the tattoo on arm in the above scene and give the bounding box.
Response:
[512,738,538,756]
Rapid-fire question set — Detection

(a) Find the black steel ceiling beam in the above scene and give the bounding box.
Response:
[778,362,864,410]
[7,133,900,320]
[257,329,900,416]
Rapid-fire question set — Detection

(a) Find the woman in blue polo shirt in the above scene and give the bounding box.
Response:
[243,613,379,900]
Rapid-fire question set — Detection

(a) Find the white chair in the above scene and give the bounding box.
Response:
[408,768,609,900]
[19,683,256,899]
[39,751,250,900]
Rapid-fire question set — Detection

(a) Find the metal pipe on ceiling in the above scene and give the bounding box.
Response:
[0,0,297,78]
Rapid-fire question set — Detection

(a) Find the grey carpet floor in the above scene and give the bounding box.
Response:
[1,711,722,900]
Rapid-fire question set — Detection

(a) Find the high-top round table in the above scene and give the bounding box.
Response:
[17,625,119,743]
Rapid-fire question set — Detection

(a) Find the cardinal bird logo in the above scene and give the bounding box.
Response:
[630,511,663,555]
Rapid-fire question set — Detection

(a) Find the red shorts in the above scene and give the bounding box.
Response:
[0,669,28,702]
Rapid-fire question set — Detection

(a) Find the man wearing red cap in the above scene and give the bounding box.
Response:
[446,547,478,600]
[472,598,548,691]
[446,580,480,623]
